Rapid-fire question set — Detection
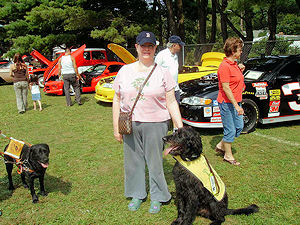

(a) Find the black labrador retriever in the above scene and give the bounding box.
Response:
[4,143,50,203]
[163,127,259,225]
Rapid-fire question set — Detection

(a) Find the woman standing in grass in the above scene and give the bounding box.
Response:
[9,53,29,114]
[112,31,183,214]
[215,37,245,166]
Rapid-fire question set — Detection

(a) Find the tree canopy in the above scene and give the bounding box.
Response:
[0,0,299,58]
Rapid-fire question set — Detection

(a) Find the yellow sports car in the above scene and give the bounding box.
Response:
[95,44,225,102]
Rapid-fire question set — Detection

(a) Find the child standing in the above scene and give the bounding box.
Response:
[29,75,42,111]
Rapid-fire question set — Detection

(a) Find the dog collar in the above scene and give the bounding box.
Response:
[173,154,226,201]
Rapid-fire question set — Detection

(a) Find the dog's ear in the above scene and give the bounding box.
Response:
[186,127,202,151]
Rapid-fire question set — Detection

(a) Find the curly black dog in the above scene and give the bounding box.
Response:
[3,143,50,203]
[163,127,259,225]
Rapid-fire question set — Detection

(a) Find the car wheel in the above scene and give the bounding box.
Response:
[38,75,44,88]
[242,99,259,133]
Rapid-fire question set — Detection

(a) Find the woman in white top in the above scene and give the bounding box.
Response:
[58,48,82,106]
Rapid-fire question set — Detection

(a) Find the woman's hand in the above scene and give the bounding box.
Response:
[114,132,123,143]
[238,63,245,72]
[235,105,244,115]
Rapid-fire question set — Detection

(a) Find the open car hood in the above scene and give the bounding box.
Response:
[30,50,51,66]
[180,77,219,98]
[44,44,86,82]
[107,43,137,64]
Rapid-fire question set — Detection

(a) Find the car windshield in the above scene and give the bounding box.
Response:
[245,58,282,72]
[86,64,106,73]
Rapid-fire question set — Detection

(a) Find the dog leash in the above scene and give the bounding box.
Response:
[0,130,32,146]
[203,154,220,195]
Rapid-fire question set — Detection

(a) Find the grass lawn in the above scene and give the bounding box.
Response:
[0,84,299,224]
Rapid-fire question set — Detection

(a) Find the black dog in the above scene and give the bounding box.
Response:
[163,127,259,225]
[4,143,50,203]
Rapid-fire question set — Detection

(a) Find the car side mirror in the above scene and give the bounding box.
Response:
[103,69,109,74]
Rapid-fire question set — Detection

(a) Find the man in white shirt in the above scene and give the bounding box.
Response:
[155,35,185,103]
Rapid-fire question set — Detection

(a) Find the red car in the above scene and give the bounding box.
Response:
[43,61,125,95]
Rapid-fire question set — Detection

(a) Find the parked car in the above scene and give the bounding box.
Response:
[179,55,300,133]
[44,61,125,95]
[94,44,225,102]
[0,61,12,83]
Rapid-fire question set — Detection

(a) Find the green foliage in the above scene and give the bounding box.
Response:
[248,37,300,58]
[277,14,300,35]
[91,18,141,44]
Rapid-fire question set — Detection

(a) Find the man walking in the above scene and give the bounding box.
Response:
[155,35,185,103]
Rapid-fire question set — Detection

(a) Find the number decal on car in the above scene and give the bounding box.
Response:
[281,82,300,111]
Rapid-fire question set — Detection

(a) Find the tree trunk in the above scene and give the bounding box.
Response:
[219,0,228,42]
[266,0,277,55]
[210,0,217,45]
[155,0,164,46]
[163,0,177,35]
[240,10,254,63]
[176,0,185,41]
[195,0,208,63]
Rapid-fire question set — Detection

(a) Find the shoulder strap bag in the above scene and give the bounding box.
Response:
[118,63,157,135]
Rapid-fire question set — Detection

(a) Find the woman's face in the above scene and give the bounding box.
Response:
[135,43,157,61]
[233,46,243,60]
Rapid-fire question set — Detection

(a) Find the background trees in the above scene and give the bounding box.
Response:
[0,0,299,58]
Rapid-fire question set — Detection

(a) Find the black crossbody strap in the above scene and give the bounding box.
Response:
[129,63,157,116]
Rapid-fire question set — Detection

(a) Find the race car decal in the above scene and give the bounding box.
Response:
[269,89,280,96]
[269,101,280,113]
[243,91,255,95]
[281,82,300,111]
[204,107,212,117]
[213,106,220,112]
[213,112,221,117]
[269,106,279,113]
[213,100,218,106]
[252,82,268,99]
[210,117,222,122]
[268,112,280,117]
[269,101,280,106]
[270,95,281,101]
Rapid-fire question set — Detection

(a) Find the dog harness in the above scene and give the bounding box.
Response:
[5,138,24,159]
[0,131,34,174]
[174,154,226,201]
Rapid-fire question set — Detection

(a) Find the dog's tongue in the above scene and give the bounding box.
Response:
[164,147,173,156]
[40,162,49,168]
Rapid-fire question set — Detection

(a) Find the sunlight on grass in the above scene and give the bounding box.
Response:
[0,84,299,224]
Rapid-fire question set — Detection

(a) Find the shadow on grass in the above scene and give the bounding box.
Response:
[257,119,300,130]
[96,101,112,107]
[26,103,51,111]
[0,173,72,202]
[44,174,72,195]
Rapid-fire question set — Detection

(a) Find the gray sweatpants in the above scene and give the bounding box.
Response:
[13,81,28,113]
[63,74,81,106]
[123,121,171,202]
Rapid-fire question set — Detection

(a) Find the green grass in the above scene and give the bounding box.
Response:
[0,84,299,224]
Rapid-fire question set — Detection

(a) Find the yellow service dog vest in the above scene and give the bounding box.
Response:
[174,155,226,201]
[5,138,25,159]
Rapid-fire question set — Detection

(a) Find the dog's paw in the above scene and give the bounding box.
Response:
[8,185,15,191]
[32,196,39,204]
[40,191,48,196]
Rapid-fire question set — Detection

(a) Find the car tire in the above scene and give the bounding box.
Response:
[38,75,44,88]
[242,99,259,133]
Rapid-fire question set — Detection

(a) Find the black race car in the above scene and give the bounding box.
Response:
[179,55,300,133]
